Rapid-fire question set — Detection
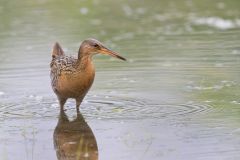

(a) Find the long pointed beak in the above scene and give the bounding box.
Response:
[99,47,126,61]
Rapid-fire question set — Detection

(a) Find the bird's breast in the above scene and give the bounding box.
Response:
[55,62,95,98]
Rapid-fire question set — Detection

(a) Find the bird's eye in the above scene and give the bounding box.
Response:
[93,43,99,48]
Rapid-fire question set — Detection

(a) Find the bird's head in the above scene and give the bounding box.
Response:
[79,38,126,61]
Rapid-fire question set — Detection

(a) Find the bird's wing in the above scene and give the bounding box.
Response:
[52,42,65,58]
[50,56,78,77]
[50,56,78,88]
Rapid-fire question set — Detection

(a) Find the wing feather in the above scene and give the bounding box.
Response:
[52,42,64,58]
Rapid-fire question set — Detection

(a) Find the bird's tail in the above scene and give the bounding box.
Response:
[52,42,64,58]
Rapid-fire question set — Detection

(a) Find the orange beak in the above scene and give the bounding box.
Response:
[99,47,126,61]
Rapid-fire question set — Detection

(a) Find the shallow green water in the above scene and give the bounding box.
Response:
[0,0,240,160]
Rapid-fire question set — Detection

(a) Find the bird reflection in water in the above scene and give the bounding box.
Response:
[54,109,98,160]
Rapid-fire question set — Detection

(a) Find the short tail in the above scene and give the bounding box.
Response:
[52,42,64,58]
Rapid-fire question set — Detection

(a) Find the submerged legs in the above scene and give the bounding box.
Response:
[76,99,82,113]
[58,97,67,111]
[58,97,82,112]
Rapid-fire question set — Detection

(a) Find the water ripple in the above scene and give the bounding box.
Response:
[0,95,213,120]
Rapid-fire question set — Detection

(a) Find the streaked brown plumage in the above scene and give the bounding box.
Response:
[50,38,126,111]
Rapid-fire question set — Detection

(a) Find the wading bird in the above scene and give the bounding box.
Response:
[50,39,126,111]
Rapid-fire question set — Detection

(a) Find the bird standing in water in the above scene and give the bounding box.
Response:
[50,39,126,111]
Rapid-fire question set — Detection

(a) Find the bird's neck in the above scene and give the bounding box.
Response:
[78,45,88,59]
[77,55,94,71]
[77,47,95,71]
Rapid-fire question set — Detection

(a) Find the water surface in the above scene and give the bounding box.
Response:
[0,0,240,160]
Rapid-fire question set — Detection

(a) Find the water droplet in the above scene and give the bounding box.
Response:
[83,152,89,158]
[204,100,212,103]
[80,7,88,15]
[35,96,43,101]
[215,63,224,67]
[122,5,132,16]
[128,59,134,63]
[68,142,77,145]
[129,80,136,83]
[231,101,240,105]
[112,108,124,113]
[83,100,88,104]
[90,19,102,25]
[191,17,240,30]
[217,2,225,9]
[231,50,240,55]
[136,8,146,15]
[51,103,58,108]
[25,46,33,50]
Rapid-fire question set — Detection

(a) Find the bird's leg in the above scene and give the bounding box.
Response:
[76,108,85,122]
[59,97,67,111]
[76,99,82,113]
